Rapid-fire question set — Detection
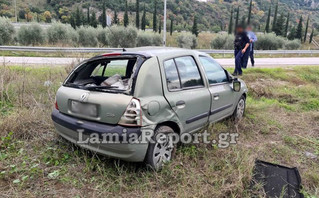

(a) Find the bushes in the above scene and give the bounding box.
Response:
[108,26,138,48]
[210,33,300,50]
[47,22,78,46]
[255,33,285,50]
[177,33,198,49]
[77,26,98,47]
[152,34,162,46]
[137,32,162,47]
[0,17,15,45]
[211,34,234,49]
[97,26,110,47]
[18,23,46,46]
[256,33,301,50]
[284,39,301,50]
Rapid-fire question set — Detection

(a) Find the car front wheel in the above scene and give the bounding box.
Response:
[232,95,246,122]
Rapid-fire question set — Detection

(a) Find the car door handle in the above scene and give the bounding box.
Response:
[213,94,220,101]
[176,100,186,109]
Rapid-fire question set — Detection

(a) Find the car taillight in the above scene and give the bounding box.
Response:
[55,99,59,110]
[118,98,142,126]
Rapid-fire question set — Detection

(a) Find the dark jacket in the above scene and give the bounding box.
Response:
[234,32,250,51]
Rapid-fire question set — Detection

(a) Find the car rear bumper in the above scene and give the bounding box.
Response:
[51,109,149,162]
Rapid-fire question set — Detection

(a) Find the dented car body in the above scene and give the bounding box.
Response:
[52,47,248,169]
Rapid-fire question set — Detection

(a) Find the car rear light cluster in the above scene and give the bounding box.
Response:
[118,98,142,126]
[55,99,59,110]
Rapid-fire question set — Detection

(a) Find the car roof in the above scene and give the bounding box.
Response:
[89,47,208,62]
[124,47,192,56]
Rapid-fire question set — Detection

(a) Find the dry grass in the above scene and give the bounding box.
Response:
[0,65,318,197]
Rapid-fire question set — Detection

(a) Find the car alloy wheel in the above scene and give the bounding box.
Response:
[152,134,175,168]
[236,98,246,120]
[145,125,176,170]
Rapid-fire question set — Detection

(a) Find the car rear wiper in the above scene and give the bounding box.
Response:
[64,83,83,88]
[85,86,128,92]
[84,85,117,90]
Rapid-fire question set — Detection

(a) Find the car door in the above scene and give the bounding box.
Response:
[161,56,211,133]
[198,55,234,123]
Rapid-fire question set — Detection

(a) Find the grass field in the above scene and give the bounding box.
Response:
[0,65,318,197]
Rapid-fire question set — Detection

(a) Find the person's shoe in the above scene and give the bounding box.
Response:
[252,63,255,67]
[232,73,238,76]
[238,73,243,76]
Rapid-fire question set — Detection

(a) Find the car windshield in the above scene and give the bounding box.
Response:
[64,57,138,94]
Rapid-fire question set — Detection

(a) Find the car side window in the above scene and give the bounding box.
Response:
[199,56,228,85]
[174,56,204,88]
[164,59,182,91]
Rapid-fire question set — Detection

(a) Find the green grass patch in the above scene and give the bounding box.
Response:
[301,98,319,111]
[294,67,319,83]
[0,65,319,197]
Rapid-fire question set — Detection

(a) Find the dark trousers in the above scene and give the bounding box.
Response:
[234,49,243,75]
[250,44,255,65]
[242,48,250,69]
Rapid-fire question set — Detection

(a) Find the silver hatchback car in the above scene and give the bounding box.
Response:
[52,48,248,169]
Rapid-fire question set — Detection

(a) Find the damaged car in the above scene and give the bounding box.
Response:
[52,48,248,170]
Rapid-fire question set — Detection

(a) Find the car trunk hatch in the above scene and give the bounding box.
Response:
[55,55,145,125]
[56,86,132,125]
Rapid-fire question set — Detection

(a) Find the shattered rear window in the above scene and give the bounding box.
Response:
[64,57,138,94]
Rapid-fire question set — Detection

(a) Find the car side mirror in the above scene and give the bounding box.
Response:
[233,79,241,92]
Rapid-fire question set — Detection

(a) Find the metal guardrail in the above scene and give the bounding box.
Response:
[0,46,319,55]
[199,49,319,54]
[0,46,121,53]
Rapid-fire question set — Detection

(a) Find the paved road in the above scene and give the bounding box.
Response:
[1,56,319,67]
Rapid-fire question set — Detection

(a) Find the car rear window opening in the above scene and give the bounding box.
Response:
[64,57,138,94]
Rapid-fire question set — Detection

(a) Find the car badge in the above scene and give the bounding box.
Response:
[80,93,88,102]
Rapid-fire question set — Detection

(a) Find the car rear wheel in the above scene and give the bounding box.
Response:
[145,126,176,170]
[232,95,246,122]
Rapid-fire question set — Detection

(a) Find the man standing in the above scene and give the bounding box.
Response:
[245,25,258,67]
[233,25,250,76]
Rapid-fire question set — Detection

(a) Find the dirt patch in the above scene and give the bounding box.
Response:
[248,78,288,98]
[277,94,299,104]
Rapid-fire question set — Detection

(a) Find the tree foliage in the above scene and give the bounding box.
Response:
[303,16,309,43]
[136,0,140,29]
[170,19,173,36]
[272,1,278,32]
[141,4,146,31]
[309,28,314,44]
[296,16,303,40]
[247,0,252,25]
[153,0,157,32]
[102,1,106,28]
[113,10,118,24]
[124,0,129,27]
[228,8,233,34]
[18,23,45,46]
[0,17,15,45]
[265,6,271,33]
[274,13,285,36]
[284,13,290,37]
[235,7,239,29]
[192,15,199,37]
[177,33,197,49]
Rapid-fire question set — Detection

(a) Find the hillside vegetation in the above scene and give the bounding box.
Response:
[0,0,318,32]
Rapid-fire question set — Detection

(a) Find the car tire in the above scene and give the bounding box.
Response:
[145,125,176,170]
[232,95,246,122]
